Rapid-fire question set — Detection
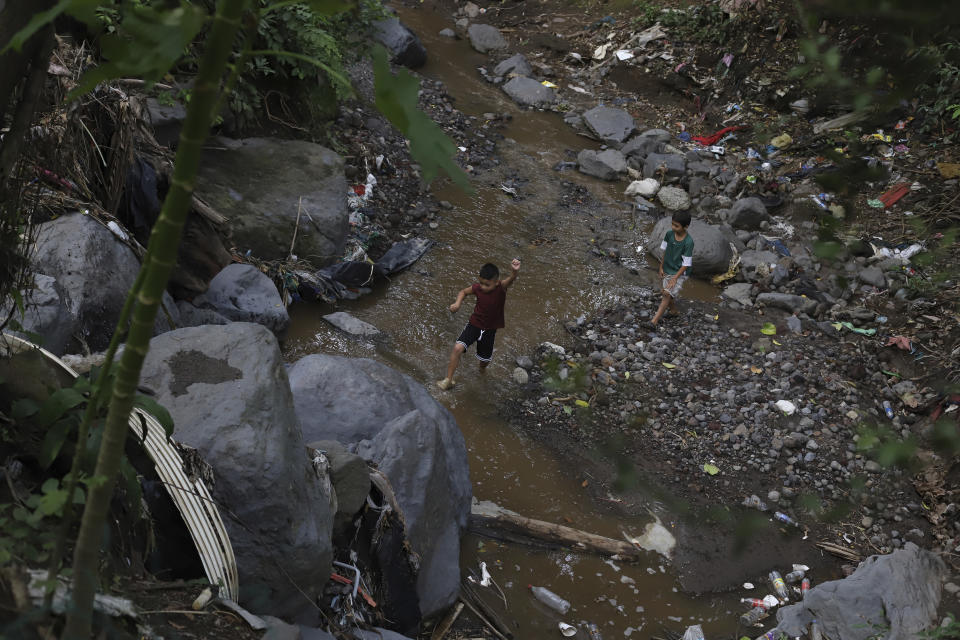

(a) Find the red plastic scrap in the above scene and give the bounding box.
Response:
[879,182,910,208]
[691,125,747,146]
[885,335,912,351]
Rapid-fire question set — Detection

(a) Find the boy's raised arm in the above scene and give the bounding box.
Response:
[449,286,474,313]
[501,258,521,289]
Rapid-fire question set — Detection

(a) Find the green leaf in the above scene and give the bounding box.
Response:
[35,388,85,428]
[134,395,175,440]
[1,0,90,54]
[372,45,471,190]
[39,418,75,469]
[12,398,39,421]
[760,322,777,335]
[70,3,207,99]
[703,463,720,475]
[297,0,354,15]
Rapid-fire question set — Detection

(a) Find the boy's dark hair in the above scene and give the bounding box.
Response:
[672,211,692,228]
[478,263,499,280]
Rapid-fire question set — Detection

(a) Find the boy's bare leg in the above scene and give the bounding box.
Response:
[446,344,464,380]
[651,291,672,325]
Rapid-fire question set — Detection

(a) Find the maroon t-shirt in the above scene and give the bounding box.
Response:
[468,282,506,329]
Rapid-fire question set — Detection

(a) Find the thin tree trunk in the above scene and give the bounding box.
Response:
[61,1,251,637]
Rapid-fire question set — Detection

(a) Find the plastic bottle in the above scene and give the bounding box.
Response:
[740,606,769,626]
[810,619,823,640]
[784,569,805,583]
[882,400,894,419]
[741,598,766,608]
[769,571,789,602]
[529,585,570,614]
[755,631,778,640]
[586,622,603,640]
[773,512,799,527]
[800,578,811,595]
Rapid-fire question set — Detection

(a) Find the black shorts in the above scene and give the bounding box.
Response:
[456,323,497,362]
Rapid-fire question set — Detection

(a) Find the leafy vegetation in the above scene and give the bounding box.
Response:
[629,1,731,44]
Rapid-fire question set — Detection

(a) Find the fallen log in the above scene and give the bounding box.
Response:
[469,499,643,560]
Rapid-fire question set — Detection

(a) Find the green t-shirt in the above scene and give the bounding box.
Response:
[661,229,694,275]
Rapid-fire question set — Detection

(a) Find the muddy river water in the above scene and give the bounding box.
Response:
[282,7,752,638]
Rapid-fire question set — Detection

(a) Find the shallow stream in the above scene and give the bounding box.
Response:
[282,7,752,638]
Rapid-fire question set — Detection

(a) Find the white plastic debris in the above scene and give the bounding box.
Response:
[682,624,705,640]
[106,220,128,241]
[615,49,635,60]
[480,561,492,587]
[775,400,797,415]
[559,622,577,637]
[763,594,780,608]
[744,582,755,589]
[593,43,611,60]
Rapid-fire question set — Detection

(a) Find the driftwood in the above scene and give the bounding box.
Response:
[469,499,642,559]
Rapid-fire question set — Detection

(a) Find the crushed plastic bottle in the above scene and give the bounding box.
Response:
[743,494,769,511]
[586,622,603,640]
[801,578,811,595]
[769,571,789,602]
[773,512,800,528]
[883,400,894,419]
[529,585,570,614]
[740,606,769,626]
[810,619,823,640]
[784,569,805,583]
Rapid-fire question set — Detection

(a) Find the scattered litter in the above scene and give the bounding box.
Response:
[615,49,634,61]
[106,220,128,241]
[501,184,518,197]
[878,182,911,208]
[831,321,876,336]
[743,494,768,511]
[938,162,960,179]
[768,570,790,602]
[775,400,796,415]
[744,582,755,589]
[703,463,720,475]
[886,335,912,351]
[760,322,777,335]
[770,133,793,148]
[682,624,705,640]
[541,80,559,88]
[691,125,747,146]
[559,622,577,637]
[530,585,571,614]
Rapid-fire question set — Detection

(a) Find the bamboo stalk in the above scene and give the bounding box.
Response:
[62,1,252,637]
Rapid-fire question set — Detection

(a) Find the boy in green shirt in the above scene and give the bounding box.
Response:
[651,211,694,327]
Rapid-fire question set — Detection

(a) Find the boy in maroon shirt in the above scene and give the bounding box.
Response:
[438,258,521,390]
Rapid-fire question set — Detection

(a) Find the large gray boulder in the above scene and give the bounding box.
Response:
[286,355,471,618]
[372,17,427,69]
[145,96,187,148]
[191,263,289,337]
[138,324,334,622]
[728,197,771,231]
[28,212,178,354]
[493,53,532,77]
[643,152,687,178]
[577,149,627,180]
[646,216,733,276]
[467,24,507,53]
[775,543,945,640]
[621,128,671,159]
[502,76,556,108]
[582,106,635,144]
[2,274,73,354]
[196,137,347,264]
[306,440,370,529]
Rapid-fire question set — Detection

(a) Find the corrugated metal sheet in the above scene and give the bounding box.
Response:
[3,334,239,601]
